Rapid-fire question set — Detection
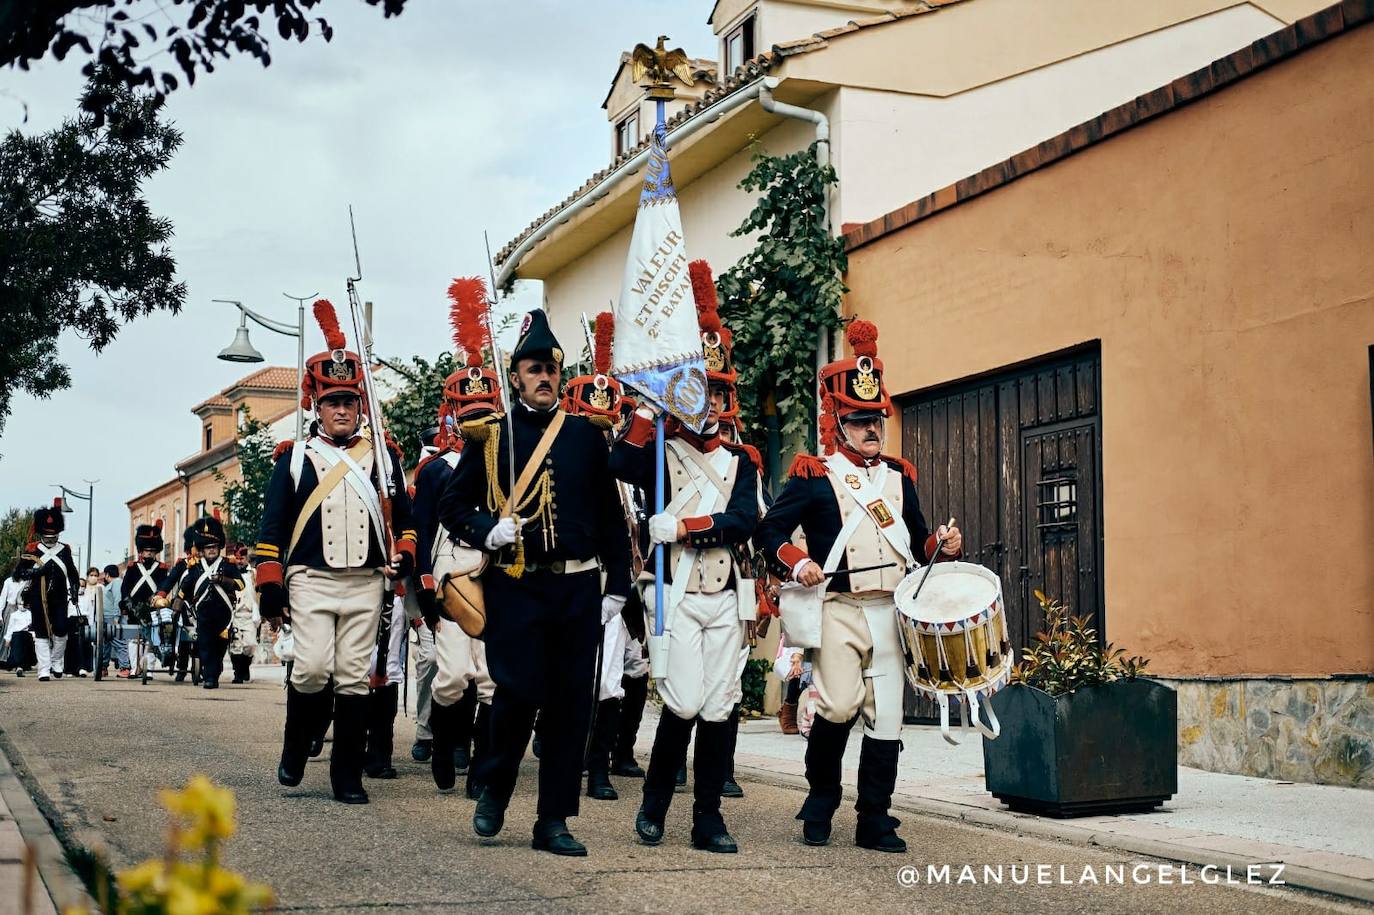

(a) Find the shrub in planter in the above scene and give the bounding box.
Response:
[982,591,1177,817]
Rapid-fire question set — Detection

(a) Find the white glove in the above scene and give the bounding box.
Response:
[635,404,661,421]
[484,516,521,550]
[648,513,679,545]
[601,594,626,625]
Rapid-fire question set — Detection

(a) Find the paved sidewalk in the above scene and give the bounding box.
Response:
[0,739,84,915]
[688,712,1374,905]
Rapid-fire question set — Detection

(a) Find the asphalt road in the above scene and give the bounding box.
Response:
[0,671,1363,915]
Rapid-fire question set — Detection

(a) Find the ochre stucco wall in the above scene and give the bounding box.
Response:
[844,26,1374,678]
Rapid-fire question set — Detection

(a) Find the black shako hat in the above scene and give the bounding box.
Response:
[509,309,563,368]
[134,520,164,552]
[189,515,226,550]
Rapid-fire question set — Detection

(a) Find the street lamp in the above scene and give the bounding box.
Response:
[215,295,315,441]
[53,480,96,574]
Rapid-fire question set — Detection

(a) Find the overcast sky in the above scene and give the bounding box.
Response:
[0,0,719,568]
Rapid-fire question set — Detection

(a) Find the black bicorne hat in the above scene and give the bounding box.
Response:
[509,309,563,367]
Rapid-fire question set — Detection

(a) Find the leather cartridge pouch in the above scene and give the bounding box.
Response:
[437,542,488,637]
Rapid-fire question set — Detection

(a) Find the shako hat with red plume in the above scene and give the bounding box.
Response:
[32,498,64,536]
[690,259,739,420]
[134,519,164,552]
[562,311,623,424]
[442,277,501,420]
[301,299,366,411]
[818,318,892,431]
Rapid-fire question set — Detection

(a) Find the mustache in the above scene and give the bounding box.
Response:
[862,432,880,441]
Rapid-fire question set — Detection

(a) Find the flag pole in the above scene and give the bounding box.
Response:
[652,97,668,639]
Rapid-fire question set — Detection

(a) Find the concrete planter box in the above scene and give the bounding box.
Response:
[982,679,1178,817]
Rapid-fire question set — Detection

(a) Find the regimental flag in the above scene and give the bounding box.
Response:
[612,123,709,432]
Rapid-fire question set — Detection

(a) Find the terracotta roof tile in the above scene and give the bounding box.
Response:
[234,366,298,390]
[844,2,1366,252]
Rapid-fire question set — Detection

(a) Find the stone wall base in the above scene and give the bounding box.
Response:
[1156,675,1373,788]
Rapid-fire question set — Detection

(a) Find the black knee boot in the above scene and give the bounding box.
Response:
[636,711,694,844]
[453,682,478,774]
[310,683,334,757]
[721,704,744,798]
[855,736,905,852]
[585,698,620,801]
[691,719,738,853]
[364,683,399,779]
[614,674,648,777]
[330,693,369,804]
[430,699,458,791]
[278,683,321,787]
[797,714,856,846]
[466,701,492,800]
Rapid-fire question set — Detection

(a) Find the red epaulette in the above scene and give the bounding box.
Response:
[722,439,763,470]
[787,453,828,479]
[272,439,295,462]
[413,451,438,479]
[882,455,918,483]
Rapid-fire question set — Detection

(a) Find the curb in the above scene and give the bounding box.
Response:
[731,759,1374,906]
[0,729,100,914]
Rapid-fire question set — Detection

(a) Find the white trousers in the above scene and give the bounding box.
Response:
[810,593,904,740]
[598,618,629,701]
[35,635,67,678]
[656,589,744,723]
[286,566,384,697]
[431,619,493,707]
[367,598,408,685]
[412,624,437,739]
[624,637,649,679]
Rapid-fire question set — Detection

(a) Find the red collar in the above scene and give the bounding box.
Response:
[834,443,882,468]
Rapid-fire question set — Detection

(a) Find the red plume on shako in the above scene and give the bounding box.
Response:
[300,298,366,412]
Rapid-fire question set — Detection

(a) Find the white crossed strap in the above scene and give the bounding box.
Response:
[663,440,733,613]
[824,453,916,569]
[305,437,387,554]
[132,561,160,598]
[191,557,233,612]
[34,542,64,568]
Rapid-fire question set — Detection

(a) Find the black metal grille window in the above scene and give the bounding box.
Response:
[1036,474,1078,529]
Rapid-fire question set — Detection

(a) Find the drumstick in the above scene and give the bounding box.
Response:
[823,562,898,579]
[906,517,956,608]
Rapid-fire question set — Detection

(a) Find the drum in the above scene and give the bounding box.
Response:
[894,561,1014,744]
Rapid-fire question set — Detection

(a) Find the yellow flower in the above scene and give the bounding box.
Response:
[207,867,246,897]
[117,859,167,895]
[160,775,237,848]
[164,881,218,915]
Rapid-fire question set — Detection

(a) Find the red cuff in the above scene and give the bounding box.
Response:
[255,560,283,588]
[682,515,723,548]
[622,411,655,447]
[396,537,417,560]
[924,534,962,563]
[420,574,436,592]
[776,543,809,577]
[395,581,407,598]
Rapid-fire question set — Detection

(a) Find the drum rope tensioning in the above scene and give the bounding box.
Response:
[894,518,1015,746]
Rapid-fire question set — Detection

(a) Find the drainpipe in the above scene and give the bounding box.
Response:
[758,76,833,453]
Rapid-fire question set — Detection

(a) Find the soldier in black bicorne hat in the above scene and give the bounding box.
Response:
[439,308,632,856]
[15,500,81,681]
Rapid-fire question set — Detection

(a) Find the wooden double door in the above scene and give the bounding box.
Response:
[898,346,1105,723]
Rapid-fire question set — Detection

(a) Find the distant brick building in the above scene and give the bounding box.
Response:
[125,366,298,560]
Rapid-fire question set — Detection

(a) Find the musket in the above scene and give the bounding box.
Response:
[343,206,398,690]
[484,231,522,574]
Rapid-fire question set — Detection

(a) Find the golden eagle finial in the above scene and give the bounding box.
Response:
[630,35,696,99]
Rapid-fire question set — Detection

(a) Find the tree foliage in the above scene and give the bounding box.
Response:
[0,505,40,575]
[213,409,275,548]
[717,143,846,463]
[381,352,458,469]
[2,0,409,118]
[0,73,185,434]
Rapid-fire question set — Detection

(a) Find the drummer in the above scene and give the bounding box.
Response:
[754,320,961,854]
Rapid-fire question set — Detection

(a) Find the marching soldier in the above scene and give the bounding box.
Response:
[254,300,417,805]
[168,516,242,690]
[559,311,641,803]
[120,521,168,678]
[755,320,962,852]
[156,525,201,682]
[439,308,631,857]
[16,500,80,681]
[413,278,502,798]
[228,545,259,683]
[610,263,759,854]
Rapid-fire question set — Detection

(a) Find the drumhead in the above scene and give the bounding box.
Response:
[895,561,1001,625]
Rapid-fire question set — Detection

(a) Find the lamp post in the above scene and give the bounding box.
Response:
[53,480,96,573]
[216,294,316,441]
